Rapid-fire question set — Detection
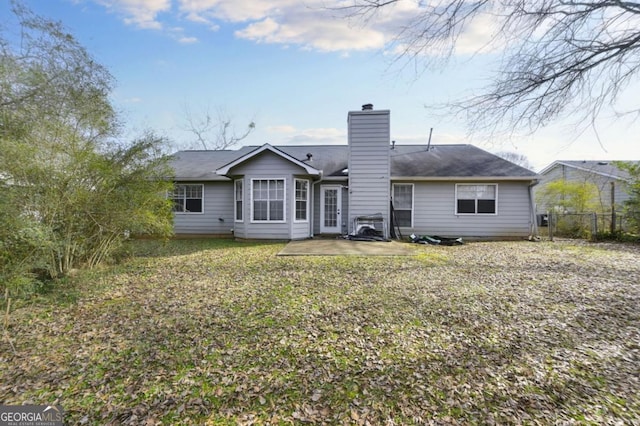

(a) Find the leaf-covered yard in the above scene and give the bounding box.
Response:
[1,239,639,425]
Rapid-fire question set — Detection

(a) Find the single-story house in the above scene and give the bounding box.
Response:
[534,160,637,214]
[169,105,540,240]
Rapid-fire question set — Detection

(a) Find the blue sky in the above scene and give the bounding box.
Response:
[3,0,639,171]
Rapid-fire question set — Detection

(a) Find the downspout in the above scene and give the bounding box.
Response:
[528,180,539,239]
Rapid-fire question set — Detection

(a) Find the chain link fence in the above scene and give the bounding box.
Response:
[538,211,631,240]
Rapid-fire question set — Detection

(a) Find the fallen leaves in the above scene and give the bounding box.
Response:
[1,239,639,424]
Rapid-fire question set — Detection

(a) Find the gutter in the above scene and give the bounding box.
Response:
[317,175,348,181]
[391,176,542,182]
[171,177,232,182]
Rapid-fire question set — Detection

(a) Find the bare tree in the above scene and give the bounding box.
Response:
[495,151,533,170]
[182,104,255,150]
[332,1,640,136]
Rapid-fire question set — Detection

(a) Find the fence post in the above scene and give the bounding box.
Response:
[548,211,553,241]
[610,181,616,233]
[592,212,598,241]
[611,210,617,233]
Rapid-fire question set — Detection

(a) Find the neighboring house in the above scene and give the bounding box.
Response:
[535,160,636,214]
[169,105,540,240]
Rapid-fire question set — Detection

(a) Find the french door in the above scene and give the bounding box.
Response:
[320,186,342,234]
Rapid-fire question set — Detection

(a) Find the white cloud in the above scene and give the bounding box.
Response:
[387,10,504,59]
[91,0,504,55]
[95,0,171,29]
[454,12,503,55]
[177,35,198,43]
[282,127,346,145]
[177,0,388,52]
[236,17,386,52]
[183,11,210,24]
[237,17,279,39]
[179,0,291,23]
[267,125,297,134]
[164,25,200,43]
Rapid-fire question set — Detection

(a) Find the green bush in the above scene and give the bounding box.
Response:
[615,161,640,233]
[0,193,51,296]
[1,4,174,293]
[593,231,640,243]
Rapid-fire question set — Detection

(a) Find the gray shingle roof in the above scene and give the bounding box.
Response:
[389,145,536,178]
[169,147,255,181]
[169,144,538,180]
[542,160,638,181]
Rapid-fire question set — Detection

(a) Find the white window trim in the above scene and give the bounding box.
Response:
[234,179,243,222]
[170,183,204,215]
[392,183,414,228]
[250,178,287,223]
[293,178,310,223]
[454,183,499,215]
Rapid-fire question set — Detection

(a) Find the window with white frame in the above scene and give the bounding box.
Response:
[234,180,243,221]
[392,183,413,227]
[294,179,309,222]
[252,179,285,221]
[456,184,497,214]
[169,184,203,213]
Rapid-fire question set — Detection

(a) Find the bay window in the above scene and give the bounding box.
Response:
[294,179,309,222]
[252,179,285,222]
[235,180,243,221]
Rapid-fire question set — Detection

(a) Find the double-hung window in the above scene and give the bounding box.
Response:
[252,179,285,222]
[294,179,309,222]
[392,183,413,227]
[235,180,243,221]
[169,184,203,213]
[456,184,497,214]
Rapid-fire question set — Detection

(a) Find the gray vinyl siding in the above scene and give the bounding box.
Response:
[230,151,311,240]
[173,182,234,235]
[347,110,390,235]
[228,150,307,176]
[233,220,246,239]
[291,221,310,240]
[406,181,533,238]
[535,164,631,213]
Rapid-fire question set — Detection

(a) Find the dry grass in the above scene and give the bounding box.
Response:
[1,239,639,425]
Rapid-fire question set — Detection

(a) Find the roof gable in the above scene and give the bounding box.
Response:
[216,144,321,176]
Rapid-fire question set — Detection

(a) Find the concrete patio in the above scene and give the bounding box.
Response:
[277,238,419,256]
